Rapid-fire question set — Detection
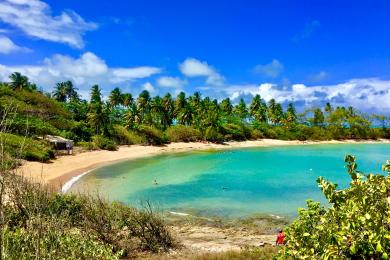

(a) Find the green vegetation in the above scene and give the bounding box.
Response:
[1,72,390,258]
[279,156,390,259]
[1,72,389,165]
[0,173,175,259]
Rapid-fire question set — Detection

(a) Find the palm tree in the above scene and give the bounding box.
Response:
[90,85,102,104]
[137,90,151,124]
[53,81,79,102]
[87,85,107,134]
[65,81,79,102]
[109,87,123,107]
[162,93,174,128]
[122,93,133,108]
[150,96,164,128]
[124,103,141,129]
[267,99,284,125]
[312,108,325,126]
[220,98,233,116]
[9,72,29,90]
[87,102,109,134]
[249,95,267,123]
[53,82,68,102]
[178,103,193,125]
[174,92,187,118]
[233,99,248,120]
[285,103,297,124]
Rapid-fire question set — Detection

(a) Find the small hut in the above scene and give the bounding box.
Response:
[45,135,74,154]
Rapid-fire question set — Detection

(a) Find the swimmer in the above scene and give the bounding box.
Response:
[153,179,158,185]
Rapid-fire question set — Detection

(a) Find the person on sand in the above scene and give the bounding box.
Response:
[276,230,286,245]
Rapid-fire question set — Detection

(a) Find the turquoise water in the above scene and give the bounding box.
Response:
[70,144,390,218]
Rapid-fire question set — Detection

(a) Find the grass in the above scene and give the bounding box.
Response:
[0,172,176,259]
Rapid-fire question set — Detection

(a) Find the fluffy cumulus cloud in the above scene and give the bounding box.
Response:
[0,35,30,53]
[179,58,224,86]
[0,52,161,93]
[224,78,390,113]
[253,59,283,78]
[0,0,97,48]
[156,76,186,88]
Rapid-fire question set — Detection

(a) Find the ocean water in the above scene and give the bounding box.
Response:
[69,144,390,218]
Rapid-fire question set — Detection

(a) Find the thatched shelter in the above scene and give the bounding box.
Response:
[44,135,74,154]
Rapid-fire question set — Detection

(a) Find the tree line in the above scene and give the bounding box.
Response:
[2,72,390,149]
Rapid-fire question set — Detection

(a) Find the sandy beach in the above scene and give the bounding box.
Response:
[19,139,390,190]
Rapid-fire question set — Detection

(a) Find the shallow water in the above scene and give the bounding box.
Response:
[69,144,390,218]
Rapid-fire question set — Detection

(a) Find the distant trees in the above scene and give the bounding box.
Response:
[1,72,389,145]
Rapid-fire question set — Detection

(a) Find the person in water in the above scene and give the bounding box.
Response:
[276,230,286,245]
[153,179,158,185]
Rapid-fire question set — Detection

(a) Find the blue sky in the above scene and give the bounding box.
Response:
[0,0,389,112]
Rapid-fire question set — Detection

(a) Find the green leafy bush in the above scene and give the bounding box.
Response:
[91,135,118,151]
[111,124,145,145]
[0,133,54,163]
[2,225,120,260]
[222,123,250,140]
[138,125,167,145]
[280,156,390,259]
[204,126,224,142]
[166,125,201,142]
[3,173,175,258]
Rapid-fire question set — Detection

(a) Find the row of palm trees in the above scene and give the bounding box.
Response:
[77,83,298,135]
[5,72,382,139]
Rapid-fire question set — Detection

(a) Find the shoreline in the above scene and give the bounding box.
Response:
[19,138,390,191]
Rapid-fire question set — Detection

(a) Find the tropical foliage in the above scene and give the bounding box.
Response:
[1,72,389,160]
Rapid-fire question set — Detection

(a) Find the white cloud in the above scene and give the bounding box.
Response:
[142,82,156,94]
[0,35,30,54]
[225,78,390,112]
[157,76,186,88]
[253,59,283,78]
[112,67,162,83]
[0,52,161,93]
[179,58,224,86]
[0,0,97,48]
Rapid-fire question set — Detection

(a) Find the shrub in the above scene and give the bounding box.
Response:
[0,133,54,163]
[280,156,390,259]
[2,173,175,258]
[221,123,250,141]
[91,135,117,151]
[138,125,167,145]
[111,124,145,145]
[77,141,98,151]
[2,225,120,260]
[204,126,224,142]
[166,125,201,142]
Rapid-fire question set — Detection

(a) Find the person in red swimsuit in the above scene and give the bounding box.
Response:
[276,230,286,245]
